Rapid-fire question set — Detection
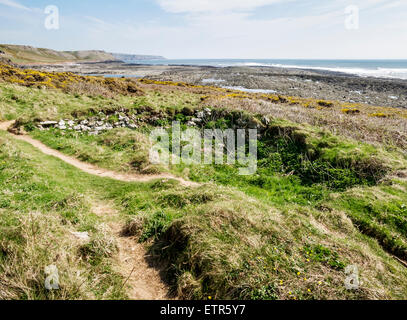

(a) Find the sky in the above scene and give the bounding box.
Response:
[0,0,406,59]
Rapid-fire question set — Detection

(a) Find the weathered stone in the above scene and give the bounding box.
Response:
[40,121,58,127]
[261,116,270,126]
[196,111,205,118]
[70,231,90,242]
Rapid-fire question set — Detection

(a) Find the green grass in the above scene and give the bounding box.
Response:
[0,131,127,299]
[0,83,201,122]
[0,44,114,64]
[30,128,155,173]
[2,81,407,300]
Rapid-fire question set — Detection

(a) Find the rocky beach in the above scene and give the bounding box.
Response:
[23,60,407,109]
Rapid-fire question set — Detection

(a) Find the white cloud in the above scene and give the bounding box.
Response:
[0,0,30,11]
[84,16,118,33]
[84,16,107,25]
[157,0,288,13]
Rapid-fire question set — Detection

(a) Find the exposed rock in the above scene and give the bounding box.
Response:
[191,117,202,123]
[261,116,271,126]
[35,106,271,137]
[196,111,205,119]
[40,121,58,127]
[70,231,90,242]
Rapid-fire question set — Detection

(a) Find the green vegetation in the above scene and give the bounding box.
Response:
[2,65,407,300]
[0,44,115,64]
[0,131,126,299]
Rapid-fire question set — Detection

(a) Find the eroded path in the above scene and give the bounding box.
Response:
[0,121,198,187]
[1,120,178,300]
[92,202,171,300]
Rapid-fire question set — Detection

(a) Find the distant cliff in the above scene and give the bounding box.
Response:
[0,44,117,64]
[0,44,165,64]
[111,53,165,61]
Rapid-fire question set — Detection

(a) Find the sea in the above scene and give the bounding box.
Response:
[124,59,407,80]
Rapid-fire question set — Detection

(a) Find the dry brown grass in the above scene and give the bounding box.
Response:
[131,79,407,152]
[203,96,407,151]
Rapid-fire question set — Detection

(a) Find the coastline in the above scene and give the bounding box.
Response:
[22,60,407,108]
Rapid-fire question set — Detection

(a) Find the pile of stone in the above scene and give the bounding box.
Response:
[36,106,270,136]
[38,111,139,135]
[187,108,212,127]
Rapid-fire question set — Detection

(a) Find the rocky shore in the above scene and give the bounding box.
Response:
[23,61,407,108]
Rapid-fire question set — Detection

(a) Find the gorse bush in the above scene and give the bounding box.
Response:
[0,63,144,98]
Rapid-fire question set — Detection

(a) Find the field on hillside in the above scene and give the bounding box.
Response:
[1,63,407,300]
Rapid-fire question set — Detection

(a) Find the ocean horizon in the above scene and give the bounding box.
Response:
[125,59,407,80]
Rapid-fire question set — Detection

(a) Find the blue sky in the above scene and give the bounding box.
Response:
[0,0,406,59]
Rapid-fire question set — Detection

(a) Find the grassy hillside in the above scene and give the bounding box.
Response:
[0,44,116,64]
[1,63,407,300]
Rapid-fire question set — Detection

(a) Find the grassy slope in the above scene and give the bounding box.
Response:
[0,45,115,64]
[0,131,127,299]
[2,76,407,299]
